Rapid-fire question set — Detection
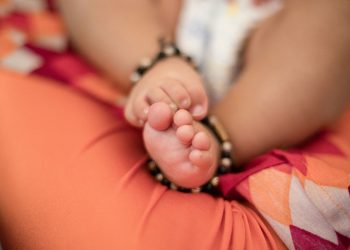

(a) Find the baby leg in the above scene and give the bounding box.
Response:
[212,0,350,164]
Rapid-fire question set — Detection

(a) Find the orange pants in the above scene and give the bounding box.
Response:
[0,70,284,249]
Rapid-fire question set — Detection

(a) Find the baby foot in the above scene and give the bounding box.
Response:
[143,102,219,189]
[124,57,208,127]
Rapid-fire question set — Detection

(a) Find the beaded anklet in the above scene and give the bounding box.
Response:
[146,114,236,194]
[130,38,197,85]
[130,39,237,193]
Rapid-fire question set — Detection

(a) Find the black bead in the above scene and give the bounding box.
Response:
[174,47,181,55]
[178,187,190,193]
[136,66,147,75]
[218,166,230,174]
[202,183,213,192]
[161,178,171,186]
[201,116,210,125]
[183,189,191,193]
[149,168,159,176]
[221,151,232,158]
[185,55,192,62]
[157,51,166,60]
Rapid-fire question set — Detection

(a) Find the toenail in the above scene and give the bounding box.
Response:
[143,107,149,117]
[192,105,204,116]
[180,99,190,108]
[169,103,178,111]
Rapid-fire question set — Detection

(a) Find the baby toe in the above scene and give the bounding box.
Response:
[187,86,208,120]
[148,102,173,131]
[192,131,211,151]
[173,109,193,127]
[133,99,150,124]
[124,97,141,127]
[176,124,195,144]
[161,81,191,109]
[189,149,214,170]
[146,88,177,112]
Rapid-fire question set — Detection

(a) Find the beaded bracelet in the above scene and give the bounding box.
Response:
[147,114,237,194]
[130,38,197,85]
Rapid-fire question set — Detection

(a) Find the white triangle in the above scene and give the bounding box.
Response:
[0,48,43,74]
[305,180,350,237]
[261,212,295,250]
[289,176,338,244]
[13,0,46,12]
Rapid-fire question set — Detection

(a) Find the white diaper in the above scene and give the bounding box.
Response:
[176,0,283,103]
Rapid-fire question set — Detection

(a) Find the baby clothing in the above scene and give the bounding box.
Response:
[176,0,283,102]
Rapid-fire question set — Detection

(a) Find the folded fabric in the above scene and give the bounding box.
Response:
[1,1,349,249]
[220,127,350,249]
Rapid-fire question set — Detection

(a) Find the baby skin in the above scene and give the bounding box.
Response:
[59,0,350,189]
[124,2,350,188]
[125,57,218,188]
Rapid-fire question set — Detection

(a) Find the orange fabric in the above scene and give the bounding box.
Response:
[75,73,126,106]
[0,70,285,249]
[30,12,65,38]
[0,28,18,58]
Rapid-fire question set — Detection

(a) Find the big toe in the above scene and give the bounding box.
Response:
[148,102,173,131]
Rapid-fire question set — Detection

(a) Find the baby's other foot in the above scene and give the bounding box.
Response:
[143,102,219,189]
[124,57,208,127]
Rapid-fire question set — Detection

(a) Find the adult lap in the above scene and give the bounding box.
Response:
[0,71,280,249]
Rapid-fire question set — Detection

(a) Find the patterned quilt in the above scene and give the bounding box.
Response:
[0,1,349,249]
